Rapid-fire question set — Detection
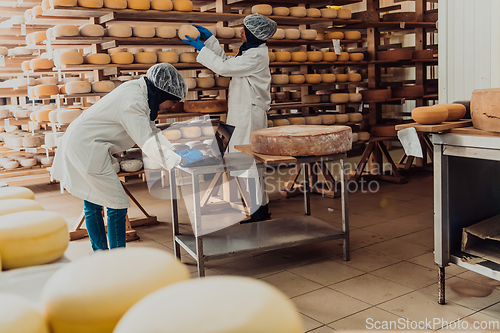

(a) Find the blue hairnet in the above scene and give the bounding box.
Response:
[243,14,278,41]
[146,63,188,100]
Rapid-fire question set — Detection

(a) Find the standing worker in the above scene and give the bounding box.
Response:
[182,13,277,222]
[52,63,203,251]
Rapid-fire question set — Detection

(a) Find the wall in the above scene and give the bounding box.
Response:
[439,0,500,103]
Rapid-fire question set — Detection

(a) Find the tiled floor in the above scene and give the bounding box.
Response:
[26,163,500,332]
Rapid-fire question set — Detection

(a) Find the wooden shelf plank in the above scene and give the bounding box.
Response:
[270,102,360,110]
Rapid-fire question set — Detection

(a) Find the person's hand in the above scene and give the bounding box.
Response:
[182,35,205,51]
[177,149,204,166]
[193,24,213,40]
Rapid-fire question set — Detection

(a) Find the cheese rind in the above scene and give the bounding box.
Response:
[178,25,200,40]
[134,52,157,64]
[133,25,155,37]
[104,0,127,8]
[289,7,307,17]
[110,52,134,64]
[58,52,84,66]
[91,81,115,93]
[172,0,192,11]
[151,0,173,10]
[157,51,178,63]
[127,0,149,9]
[107,24,132,38]
[53,25,79,37]
[85,53,111,64]
[77,0,103,8]
[251,4,272,15]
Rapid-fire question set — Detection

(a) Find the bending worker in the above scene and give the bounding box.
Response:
[183,13,277,222]
[52,63,203,251]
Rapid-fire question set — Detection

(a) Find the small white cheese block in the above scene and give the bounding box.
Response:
[151,0,173,10]
[120,159,143,172]
[52,25,79,37]
[133,25,155,37]
[107,24,132,37]
[2,160,19,170]
[180,126,201,139]
[0,293,49,333]
[251,4,272,15]
[65,81,91,94]
[178,24,199,40]
[155,26,176,38]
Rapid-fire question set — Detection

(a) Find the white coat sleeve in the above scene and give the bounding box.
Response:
[120,102,181,170]
[197,47,261,77]
[204,35,228,60]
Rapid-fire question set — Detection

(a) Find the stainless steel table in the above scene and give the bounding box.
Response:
[434,133,500,304]
[170,151,350,277]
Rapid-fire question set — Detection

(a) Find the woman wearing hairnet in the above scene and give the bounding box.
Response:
[52,63,203,251]
[183,13,277,222]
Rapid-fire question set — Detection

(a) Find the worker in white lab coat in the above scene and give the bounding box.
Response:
[183,14,277,222]
[52,63,203,251]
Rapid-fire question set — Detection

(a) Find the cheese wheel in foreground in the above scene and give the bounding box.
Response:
[0,187,34,200]
[0,293,49,333]
[0,211,68,269]
[41,248,189,333]
[0,198,43,216]
[114,276,303,333]
[251,125,352,156]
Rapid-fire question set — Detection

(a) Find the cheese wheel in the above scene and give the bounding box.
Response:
[337,9,352,19]
[271,28,285,39]
[267,120,273,127]
[180,126,201,139]
[348,113,363,122]
[120,159,143,172]
[288,117,306,125]
[32,5,43,17]
[85,53,111,64]
[91,80,115,93]
[306,8,321,17]
[321,73,336,83]
[37,77,59,85]
[44,132,63,147]
[78,0,103,8]
[157,51,178,63]
[335,74,349,82]
[79,24,105,37]
[133,25,155,37]
[65,81,91,94]
[34,84,59,98]
[104,0,127,8]
[156,26,176,38]
[59,85,66,94]
[268,52,275,62]
[110,52,134,64]
[351,132,359,143]
[179,52,197,63]
[358,132,370,141]
[35,109,51,122]
[335,114,349,123]
[300,29,317,40]
[216,27,234,39]
[163,129,181,141]
[184,78,196,89]
[57,109,82,124]
[40,156,54,166]
[322,52,337,62]
[289,75,305,84]
[344,31,361,40]
[274,51,291,62]
[58,52,83,65]
[2,159,19,169]
[25,33,33,45]
[302,95,320,104]
[325,31,344,40]
[134,52,157,64]
[290,52,307,62]
[0,294,49,333]
[350,53,364,62]
[273,119,290,126]
[178,24,199,40]
[349,93,362,102]
[48,110,59,123]
[337,52,349,62]
[330,93,349,104]
[284,29,300,40]
[251,4,272,15]
[271,74,289,85]
[305,74,321,84]
[272,7,289,16]
[127,0,149,9]
[30,58,54,70]
[307,51,323,62]
[14,109,31,119]
[304,116,321,125]
[349,73,362,82]
[107,24,132,37]
[24,9,32,21]
[21,61,31,71]
[320,114,336,125]
[320,8,337,18]
[0,210,68,269]
[172,0,192,11]
[150,0,172,10]
[52,25,79,37]
[215,76,230,87]
[41,248,189,333]
[22,135,43,148]
[434,103,466,121]
[411,106,448,125]
[290,7,307,17]
[196,77,215,88]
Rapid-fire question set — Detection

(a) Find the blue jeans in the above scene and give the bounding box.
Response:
[83,200,127,251]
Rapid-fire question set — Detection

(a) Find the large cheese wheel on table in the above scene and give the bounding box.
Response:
[77,0,103,8]
[151,0,173,10]
[107,24,132,37]
[52,25,79,37]
[104,0,127,8]
[156,26,176,38]
[251,125,352,156]
[183,100,227,113]
[411,106,448,125]
[41,248,189,333]
[113,276,303,333]
[0,293,49,333]
[0,187,35,200]
[172,0,192,11]
[85,53,111,64]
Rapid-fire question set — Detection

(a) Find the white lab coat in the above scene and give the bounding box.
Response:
[51,78,181,209]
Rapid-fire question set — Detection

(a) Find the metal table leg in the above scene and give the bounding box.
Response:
[438,266,446,304]
[169,170,181,260]
[340,158,350,261]
[192,172,205,277]
[303,163,310,215]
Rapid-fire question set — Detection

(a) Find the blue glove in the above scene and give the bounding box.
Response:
[193,24,213,40]
[177,149,204,166]
[182,35,205,51]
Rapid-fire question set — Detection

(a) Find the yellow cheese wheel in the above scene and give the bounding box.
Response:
[337,8,352,19]
[305,116,322,125]
[344,31,361,40]
[216,27,234,39]
[157,51,178,63]
[336,74,348,82]
[163,129,181,141]
[325,31,344,40]
[302,95,321,104]
[50,0,77,6]
[180,126,201,139]
[320,114,336,125]
[273,119,290,126]
[330,93,349,104]
[268,52,275,62]
[57,109,82,124]
[179,52,197,63]
[22,61,31,71]
[321,8,337,18]
[335,114,349,123]
[284,29,300,40]
[156,26,176,38]
[85,53,111,64]
[32,5,43,17]
[31,31,47,44]
[307,51,323,62]
[290,6,307,17]
[110,52,134,64]
[349,73,362,82]
[300,29,317,40]
[58,52,83,65]
[35,109,51,121]
[77,0,103,8]
[290,52,307,62]
[107,24,132,37]
[0,211,68,269]
[196,77,215,88]
[338,52,349,61]
[91,81,115,93]
[0,293,49,333]
[133,25,155,37]
[349,93,362,102]
[80,24,105,37]
[271,28,285,39]
[274,51,291,62]
[306,8,321,17]
[104,0,127,8]
[288,75,305,84]
[151,0,172,10]
[251,4,272,15]
[34,84,59,98]
[349,113,363,122]
[41,248,189,333]
[288,117,306,125]
[349,53,364,62]
[272,7,289,16]
[0,187,34,200]
[271,74,289,85]
[322,52,337,62]
[304,74,321,84]
[178,24,200,40]
[321,73,336,83]
[65,81,91,94]
[134,52,157,64]
[172,0,192,11]
[52,25,79,37]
